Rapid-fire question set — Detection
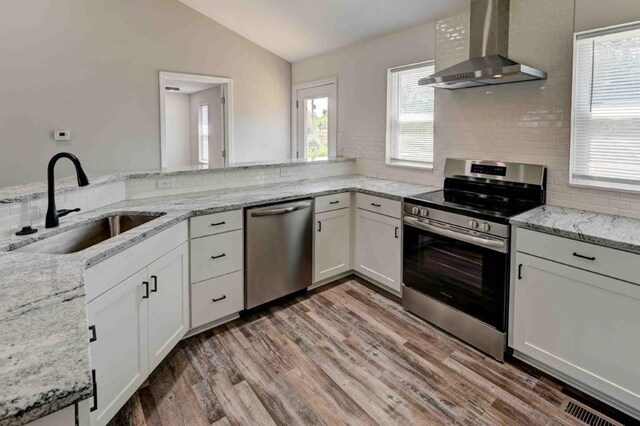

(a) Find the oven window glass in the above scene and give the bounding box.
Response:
[403,224,508,330]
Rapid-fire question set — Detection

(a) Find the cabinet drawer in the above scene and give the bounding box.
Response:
[356,193,401,219]
[516,228,639,285]
[190,230,243,283]
[190,210,242,238]
[191,271,244,328]
[315,192,351,213]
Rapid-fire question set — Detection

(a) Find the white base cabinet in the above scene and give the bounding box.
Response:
[314,208,351,283]
[85,224,189,426]
[355,208,401,293]
[512,231,640,419]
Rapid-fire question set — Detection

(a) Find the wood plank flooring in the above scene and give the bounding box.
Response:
[109,277,632,426]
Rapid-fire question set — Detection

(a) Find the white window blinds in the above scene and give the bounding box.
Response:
[387,61,435,167]
[571,24,640,191]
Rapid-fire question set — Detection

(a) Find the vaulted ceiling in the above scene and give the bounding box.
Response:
[178,0,468,62]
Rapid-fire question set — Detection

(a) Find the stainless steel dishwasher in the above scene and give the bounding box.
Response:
[245,199,313,309]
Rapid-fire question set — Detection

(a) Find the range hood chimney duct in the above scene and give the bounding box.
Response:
[419,0,547,90]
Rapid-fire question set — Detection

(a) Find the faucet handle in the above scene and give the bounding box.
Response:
[57,208,81,218]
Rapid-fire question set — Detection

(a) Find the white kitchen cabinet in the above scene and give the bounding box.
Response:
[147,242,189,371]
[87,269,149,426]
[512,250,640,418]
[314,208,350,282]
[355,208,402,293]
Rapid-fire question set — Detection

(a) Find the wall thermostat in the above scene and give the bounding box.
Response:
[54,130,71,141]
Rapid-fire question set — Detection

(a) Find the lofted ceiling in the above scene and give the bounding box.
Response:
[177,0,468,62]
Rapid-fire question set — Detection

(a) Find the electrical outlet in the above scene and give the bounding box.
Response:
[156,178,176,189]
[280,168,291,177]
[356,148,363,159]
[54,130,71,141]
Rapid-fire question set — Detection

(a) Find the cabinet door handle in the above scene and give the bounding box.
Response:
[211,221,226,227]
[371,203,382,207]
[90,369,98,412]
[150,275,158,293]
[395,226,399,238]
[89,325,97,343]
[211,253,226,259]
[573,252,596,261]
[212,295,227,302]
[317,221,322,232]
[518,264,523,280]
[329,201,340,205]
[142,281,149,299]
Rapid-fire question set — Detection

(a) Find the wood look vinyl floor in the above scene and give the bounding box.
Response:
[109,277,631,426]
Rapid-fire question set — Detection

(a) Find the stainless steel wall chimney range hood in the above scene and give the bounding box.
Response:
[419,0,547,90]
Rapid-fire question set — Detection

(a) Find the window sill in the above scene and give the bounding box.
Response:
[386,160,433,171]
[570,177,640,194]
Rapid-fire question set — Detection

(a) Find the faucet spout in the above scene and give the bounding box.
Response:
[45,153,90,228]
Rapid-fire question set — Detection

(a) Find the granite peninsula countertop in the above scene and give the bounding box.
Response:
[0,157,355,204]
[510,205,640,255]
[0,175,437,425]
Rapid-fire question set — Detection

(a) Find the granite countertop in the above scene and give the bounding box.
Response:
[0,157,355,204]
[0,175,437,425]
[510,205,640,255]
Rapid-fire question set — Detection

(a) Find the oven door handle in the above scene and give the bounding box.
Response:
[404,216,507,253]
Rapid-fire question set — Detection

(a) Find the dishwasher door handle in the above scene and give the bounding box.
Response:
[250,202,312,217]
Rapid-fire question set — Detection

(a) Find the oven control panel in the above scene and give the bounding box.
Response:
[470,164,507,176]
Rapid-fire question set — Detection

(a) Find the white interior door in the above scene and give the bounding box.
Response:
[295,82,337,161]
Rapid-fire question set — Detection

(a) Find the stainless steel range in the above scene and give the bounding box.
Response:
[402,158,546,360]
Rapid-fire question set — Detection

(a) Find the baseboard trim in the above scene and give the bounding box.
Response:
[183,313,240,339]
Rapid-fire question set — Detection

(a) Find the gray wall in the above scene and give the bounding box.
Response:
[0,0,291,186]
[574,0,640,32]
[165,92,191,168]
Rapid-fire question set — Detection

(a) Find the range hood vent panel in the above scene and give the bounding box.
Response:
[419,0,547,90]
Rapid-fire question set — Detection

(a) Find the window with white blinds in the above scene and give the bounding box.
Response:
[386,61,435,168]
[571,23,640,191]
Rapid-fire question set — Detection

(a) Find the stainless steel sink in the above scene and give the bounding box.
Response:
[14,213,164,255]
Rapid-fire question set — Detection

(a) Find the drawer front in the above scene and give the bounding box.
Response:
[190,210,242,239]
[356,193,401,219]
[190,230,243,283]
[516,228,639,284]
[315,192,351,213]
[191,271,244,328]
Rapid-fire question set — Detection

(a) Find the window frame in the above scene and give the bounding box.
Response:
[569,20,640,193]
[385,60,435,170]
[198,103,209,164]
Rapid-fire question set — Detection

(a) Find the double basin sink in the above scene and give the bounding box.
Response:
[13,213,164,255]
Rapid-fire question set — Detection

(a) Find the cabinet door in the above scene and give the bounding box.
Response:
[87,269,148,426]
[147,242,189,371]
[355,209,401,292]
[513,253,640,413]
[314,208,350,282]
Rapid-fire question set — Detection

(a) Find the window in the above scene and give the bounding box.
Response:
[571,23,640,192]
[386,61,435,169]
[198,104,209,164]
[294,80,337,161]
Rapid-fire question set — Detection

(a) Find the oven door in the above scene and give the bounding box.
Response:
[403,216,509,331]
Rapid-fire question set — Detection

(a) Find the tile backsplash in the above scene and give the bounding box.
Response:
[341,0,640,219]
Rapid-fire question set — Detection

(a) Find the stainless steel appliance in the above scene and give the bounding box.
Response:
[245,199,313,309]
[418,0,547,89]
[402,159,546,360]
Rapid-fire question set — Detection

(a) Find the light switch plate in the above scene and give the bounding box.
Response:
[157,178,176,189]
[54,130,71,141]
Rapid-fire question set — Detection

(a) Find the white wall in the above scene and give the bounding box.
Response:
[293,0,640,218]
[190,87,223,166]
[293,22,437,182]
[0,0,291,187]
[165,93,191,169]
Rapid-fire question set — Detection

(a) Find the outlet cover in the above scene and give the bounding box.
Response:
[54,130,71,141]
[157,178,176,189]
[356,148,363,159]
[280,168,291,177]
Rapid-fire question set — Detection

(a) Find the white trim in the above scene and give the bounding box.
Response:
[159,71,233,168]
[291,77,338,160]
[385,60,435,169]
[569,21,640,193]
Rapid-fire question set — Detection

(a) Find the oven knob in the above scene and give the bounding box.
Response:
[411,206,420,215]
[467,219,478,229]
[479,222,491,232]
[419,208,429,217]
